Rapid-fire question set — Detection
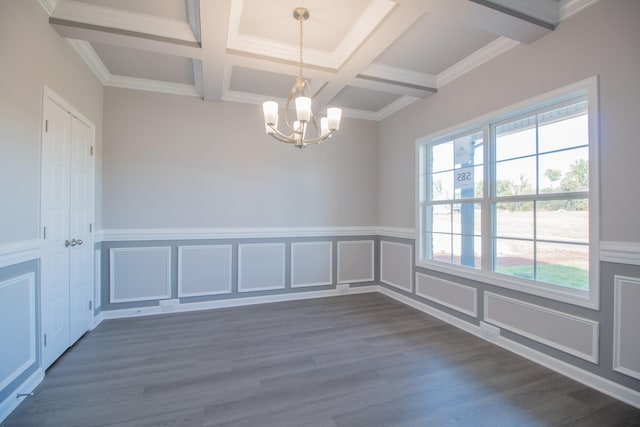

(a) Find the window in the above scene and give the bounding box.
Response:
[417,78,599,308]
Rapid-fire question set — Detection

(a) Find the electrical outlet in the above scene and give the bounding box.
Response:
[160,299,179,313]
[336,284,350,294]
[480,321,500,342]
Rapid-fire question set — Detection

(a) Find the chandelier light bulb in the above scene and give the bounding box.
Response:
[295,96,311,122]
[327,107,342,131]
[262,101,279,127]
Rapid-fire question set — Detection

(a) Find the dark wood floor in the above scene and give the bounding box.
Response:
[4,293,640,426]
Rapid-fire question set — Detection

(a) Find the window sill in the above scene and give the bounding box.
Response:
[415,259,598,309]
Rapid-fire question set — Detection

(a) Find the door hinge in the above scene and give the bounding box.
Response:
[89,300,92,310]
[43,226,47,240]
[45,120,48,133]
[44,334,47,347]
[90,146,94,156]
[89,223,92,233]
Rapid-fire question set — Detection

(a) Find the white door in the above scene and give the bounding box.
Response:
[69,118,93,344]
[41,92,94,369]
[41,96,72,369]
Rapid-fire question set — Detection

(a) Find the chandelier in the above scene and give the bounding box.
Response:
[262,7,342,148]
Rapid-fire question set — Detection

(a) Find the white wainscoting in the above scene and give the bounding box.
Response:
[380,241,412,292]
[416,273,477,318]
[0,273,36,391]
[291,241,333,288]
[178,245,232,297]
[238,243,285,292]
[0,240,41,269]
[613,275,640,380]
[109,247,171,303]
[337,240,374,284]
[484,292,599,363]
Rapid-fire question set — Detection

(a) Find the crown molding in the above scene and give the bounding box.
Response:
[376,96,419,121]
[67,39,109,84]
[38,0,58,16]
[437,36,520,88]
[559,0,600,21]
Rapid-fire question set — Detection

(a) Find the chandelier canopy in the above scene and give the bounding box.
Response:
[262,7,342,148]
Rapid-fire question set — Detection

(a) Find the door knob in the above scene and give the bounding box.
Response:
[76,239,83,246]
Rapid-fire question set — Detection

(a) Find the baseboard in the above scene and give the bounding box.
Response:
[0,368,44,424]
[101,285,378,320]
[90,312,104,330]
[378,286,640,410]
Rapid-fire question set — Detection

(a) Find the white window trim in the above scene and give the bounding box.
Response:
[415,76,600,309]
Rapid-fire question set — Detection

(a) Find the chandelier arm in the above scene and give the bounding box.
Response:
[266,124,299,144]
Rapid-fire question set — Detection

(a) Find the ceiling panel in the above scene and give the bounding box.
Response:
[238,0,374,51]
[374,13,499,75]
[330,86,402,112]
[74,0,188,21]
[92,42,194,85]
[229,66,305,98]
[46,0,598,121]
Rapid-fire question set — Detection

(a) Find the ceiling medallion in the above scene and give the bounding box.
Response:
[262,7,342,148]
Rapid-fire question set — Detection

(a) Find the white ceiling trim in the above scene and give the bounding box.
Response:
[107,75,200,98]
[436,36,519,88]
[186,0,201,42]
[559,0,600,21]
[360,63,437,90]
[226,0,396,70]
[51,0,198,44]
[376,96,419,121]
[66,39,109,84]
[38,0,58,16]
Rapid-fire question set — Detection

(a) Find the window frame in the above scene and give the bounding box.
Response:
[416,77,600,309]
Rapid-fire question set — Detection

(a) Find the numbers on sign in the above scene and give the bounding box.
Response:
[456,172,471,182]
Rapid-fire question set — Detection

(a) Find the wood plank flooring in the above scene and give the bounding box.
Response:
[4,293,640,426]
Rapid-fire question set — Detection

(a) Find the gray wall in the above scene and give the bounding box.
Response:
[377,0,640,397]
[101,88,379,229]
[378,0,640,242]
[0,1,104,244]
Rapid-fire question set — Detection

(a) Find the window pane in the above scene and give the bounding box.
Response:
[495,202,533,239]
[429,232,451,263]
[452,235,481,269]
[452,203,481,236]
[495,116,536,161]
[539,147,589,194]
[536,242,589,290]
[494,238,534,279]
[429,205,452,233]
[538,102,588,154]
[537,200,589,243]
[431,171,453,201]
[495,157,536,196]
[454,133,483,166]
[431,141,453,173]
[454,165,483,199]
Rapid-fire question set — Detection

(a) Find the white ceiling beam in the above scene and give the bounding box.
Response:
[312,0,427,110]
[415,0,553,44]
[199,0,232,102]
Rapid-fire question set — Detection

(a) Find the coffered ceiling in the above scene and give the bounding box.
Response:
[40,0,597,121]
